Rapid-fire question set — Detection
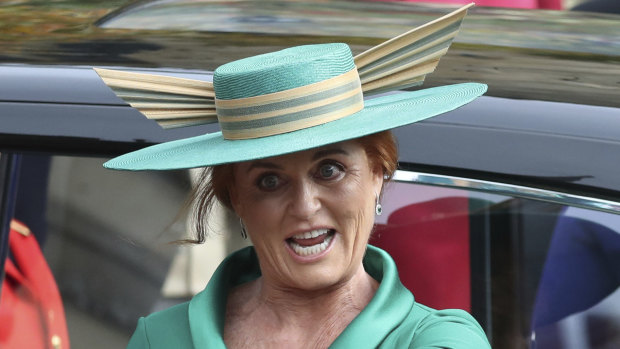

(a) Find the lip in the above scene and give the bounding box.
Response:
[284,226,334,240]
[284,228,337,263]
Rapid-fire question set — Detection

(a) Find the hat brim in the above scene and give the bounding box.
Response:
[104,83,486,170]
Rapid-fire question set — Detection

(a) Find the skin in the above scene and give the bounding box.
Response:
[224,140,384,348]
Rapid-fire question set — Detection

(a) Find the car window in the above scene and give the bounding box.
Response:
[38,155,191,345]
[28,154,249,347]
[376,172,620,348]
[3,155,619,348]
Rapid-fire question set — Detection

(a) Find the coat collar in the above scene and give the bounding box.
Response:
[187,245,414,348]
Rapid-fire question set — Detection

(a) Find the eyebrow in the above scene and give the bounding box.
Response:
[246,161,283,174]
[245,147,350,173]
[312,147,350,161]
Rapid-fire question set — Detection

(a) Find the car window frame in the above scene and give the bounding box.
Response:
[0,153,22,297]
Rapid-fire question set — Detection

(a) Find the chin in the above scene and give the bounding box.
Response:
[286,267,346,292]
[284,253,359,293]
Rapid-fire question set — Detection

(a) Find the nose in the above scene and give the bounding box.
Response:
[287,179,321,219]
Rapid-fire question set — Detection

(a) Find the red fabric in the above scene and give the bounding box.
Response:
[537,0,562,9]
[373,0,562,10]
[0,220,70,349]
[370,197,471,311]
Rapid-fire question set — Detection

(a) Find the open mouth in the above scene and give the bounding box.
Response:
[286,229,336,257]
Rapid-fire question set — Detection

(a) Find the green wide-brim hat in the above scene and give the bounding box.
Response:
[97,4,486,171]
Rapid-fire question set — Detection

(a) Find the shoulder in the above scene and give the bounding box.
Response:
[127,302,194,349]
[383,303,491,349]
[411,304,490,348]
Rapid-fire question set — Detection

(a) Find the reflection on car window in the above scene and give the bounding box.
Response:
[44,155,192,346]
[35,155,246,347]
[373,179,620,348]
[532,206,620,348]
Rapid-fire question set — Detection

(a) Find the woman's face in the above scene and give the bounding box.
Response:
[230,140,383,291]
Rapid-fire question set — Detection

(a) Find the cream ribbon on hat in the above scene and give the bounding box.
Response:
[94,3,472,140]
[215,68,363,139]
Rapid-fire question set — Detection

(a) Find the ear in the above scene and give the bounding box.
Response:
[228,182,243,217]
[225,164,244,218]
[371,164,385,198]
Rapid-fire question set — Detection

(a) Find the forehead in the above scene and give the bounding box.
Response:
[236,139,366,169]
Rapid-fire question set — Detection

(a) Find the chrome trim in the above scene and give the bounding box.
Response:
[393,170,620,215]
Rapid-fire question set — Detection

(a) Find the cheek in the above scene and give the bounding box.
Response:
[233,190,286,243]
[331,175,376,233]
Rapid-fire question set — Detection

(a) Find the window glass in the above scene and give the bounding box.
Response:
[42,155,191,346]
[4,157,619,348]
[28,155,250,348]
[376,179,620,349]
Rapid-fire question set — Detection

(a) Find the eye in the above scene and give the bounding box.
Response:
[317,162,343,180]
[257,173,281,191]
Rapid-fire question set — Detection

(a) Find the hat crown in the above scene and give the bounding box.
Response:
[213,43,355,100]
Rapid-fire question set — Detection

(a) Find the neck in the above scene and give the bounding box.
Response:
[225,263,378,348]
[259,263,377,322]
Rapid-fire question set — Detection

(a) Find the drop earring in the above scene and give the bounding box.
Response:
[375,193,383,216]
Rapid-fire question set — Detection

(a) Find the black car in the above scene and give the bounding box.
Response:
[1,1,620,348]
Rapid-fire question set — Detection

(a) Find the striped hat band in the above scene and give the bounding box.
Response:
[215,68,363,140]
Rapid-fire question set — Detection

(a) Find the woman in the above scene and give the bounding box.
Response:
[97,5,491,348]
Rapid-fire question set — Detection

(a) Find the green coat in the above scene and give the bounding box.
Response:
[127,245,491,348]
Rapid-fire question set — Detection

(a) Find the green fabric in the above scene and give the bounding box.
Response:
[127,246,491,348]
[213,44,355,100]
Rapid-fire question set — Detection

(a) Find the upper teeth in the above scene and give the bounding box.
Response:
[292,229,329,239]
